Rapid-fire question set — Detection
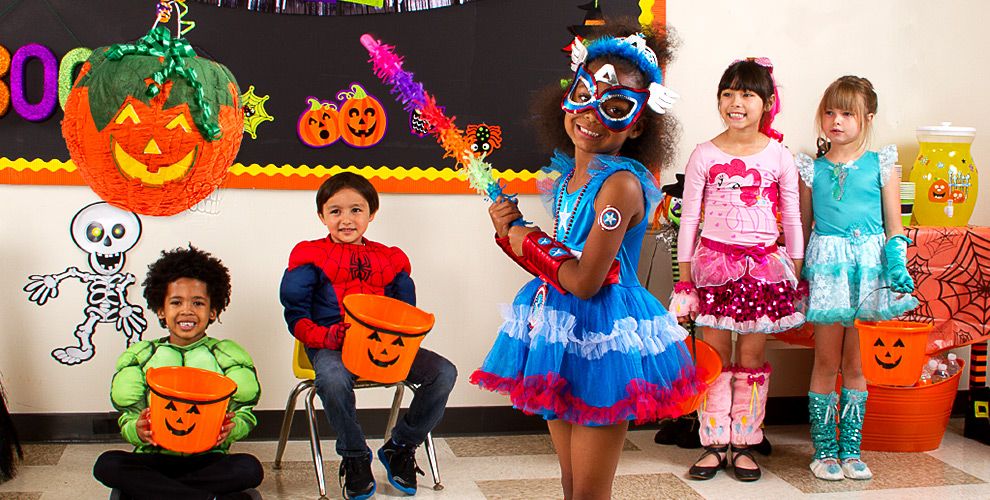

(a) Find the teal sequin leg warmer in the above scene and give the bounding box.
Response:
[838,388,867,459]
[808,391,839,460]
[838,388,872,479]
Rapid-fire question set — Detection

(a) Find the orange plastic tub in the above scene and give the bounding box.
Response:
[860,359,964,452]
[856,319,932,386]
[146,366,238,454]
[342,294,435,384]
[673,338,723,417]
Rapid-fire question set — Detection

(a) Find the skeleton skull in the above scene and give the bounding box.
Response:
[70,202,142,274]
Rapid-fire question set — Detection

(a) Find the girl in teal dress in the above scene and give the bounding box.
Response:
[798,76,918,481]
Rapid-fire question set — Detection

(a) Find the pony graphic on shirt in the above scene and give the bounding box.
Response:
[707,159,775,234]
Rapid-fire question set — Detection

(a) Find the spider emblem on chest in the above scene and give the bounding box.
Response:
[349,252,373,282]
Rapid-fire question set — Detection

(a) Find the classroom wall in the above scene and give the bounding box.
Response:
[2,0,988,415]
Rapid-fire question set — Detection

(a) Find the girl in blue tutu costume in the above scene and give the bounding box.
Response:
[470,21,704,499]
[799,76,918,482]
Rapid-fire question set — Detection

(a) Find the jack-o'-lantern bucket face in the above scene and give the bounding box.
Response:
[341,294,434,384]
[146,366,237,453]
[856,320,932,386]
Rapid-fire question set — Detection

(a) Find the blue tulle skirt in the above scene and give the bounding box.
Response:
[471,278,704,426]
[803,232,919,326]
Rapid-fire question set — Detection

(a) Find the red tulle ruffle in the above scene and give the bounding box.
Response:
[469,369,707,426]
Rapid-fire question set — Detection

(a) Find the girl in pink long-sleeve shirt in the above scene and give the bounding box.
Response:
[671,58,805,482]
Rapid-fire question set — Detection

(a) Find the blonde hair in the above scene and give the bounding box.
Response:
[815,75,878,151]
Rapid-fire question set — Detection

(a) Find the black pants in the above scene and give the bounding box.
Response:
[93,450,263,500]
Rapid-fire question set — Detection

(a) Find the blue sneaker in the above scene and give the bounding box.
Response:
[339,452,376,500]
[377,439,424,495]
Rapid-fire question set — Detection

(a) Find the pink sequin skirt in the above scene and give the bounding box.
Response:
[692,238,804,334]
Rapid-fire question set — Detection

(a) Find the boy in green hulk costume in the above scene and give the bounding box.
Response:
[93,245,262,500]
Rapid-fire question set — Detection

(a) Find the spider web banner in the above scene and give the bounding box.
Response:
[903,226,990,354]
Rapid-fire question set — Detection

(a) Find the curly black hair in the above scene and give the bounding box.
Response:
[142,244,232,325]
[530,18,680,175]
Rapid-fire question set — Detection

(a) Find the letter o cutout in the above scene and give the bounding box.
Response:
[58,47,92,110]
[0,44,10,117]
[11,43,58,122]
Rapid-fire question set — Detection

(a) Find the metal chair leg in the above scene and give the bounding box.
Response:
[383,383,405,441]
[273,380,311,469]
[402,382,443,490]
[304,386,328,500]
[423,431,444,490]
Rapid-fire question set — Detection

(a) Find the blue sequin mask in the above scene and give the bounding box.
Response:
[561,63,649,132]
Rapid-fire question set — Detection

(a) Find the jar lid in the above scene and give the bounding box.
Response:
[917,122,976,137]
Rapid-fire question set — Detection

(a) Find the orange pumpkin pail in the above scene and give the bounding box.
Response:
[341,294,435,384]
[856,319,932,386]
[860,359,964,452]
[146,366,238,454]
[673,338,723,417]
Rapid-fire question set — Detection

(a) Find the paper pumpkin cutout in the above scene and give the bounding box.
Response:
[62,27,243,216]
[297,97,339,148]
[240,84,274,139]
[336,83,386,148]
[465,123,502,157]
[11,44,58,122]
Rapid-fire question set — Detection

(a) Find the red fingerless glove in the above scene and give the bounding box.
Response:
[522,231,576,294]
[495,234,539,278]
[321,322,350,350]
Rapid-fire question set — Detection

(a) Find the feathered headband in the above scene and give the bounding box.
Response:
[568,33,678,114]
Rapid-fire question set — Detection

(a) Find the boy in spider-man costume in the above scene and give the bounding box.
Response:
[280,172,457,499]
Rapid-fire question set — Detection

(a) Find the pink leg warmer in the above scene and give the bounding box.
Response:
[730,363,771,446]
[698,370,732,447]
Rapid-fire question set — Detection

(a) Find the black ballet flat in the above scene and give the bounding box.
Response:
[731,446,762,482]
[688,445,728,480]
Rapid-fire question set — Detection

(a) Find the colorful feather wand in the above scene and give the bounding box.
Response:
[359,34,520,207]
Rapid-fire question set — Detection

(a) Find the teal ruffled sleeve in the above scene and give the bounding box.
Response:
[795,152,816,188]
[878,144,898,187]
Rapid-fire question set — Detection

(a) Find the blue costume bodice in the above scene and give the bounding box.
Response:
[797,145,897,237]
[545,152,660,286]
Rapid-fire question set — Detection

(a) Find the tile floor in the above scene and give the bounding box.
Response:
[1,419,988,499]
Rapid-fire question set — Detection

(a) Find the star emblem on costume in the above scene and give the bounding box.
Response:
[598,205,622,231]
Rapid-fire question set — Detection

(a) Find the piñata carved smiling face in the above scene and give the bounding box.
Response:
[62,27,243,216]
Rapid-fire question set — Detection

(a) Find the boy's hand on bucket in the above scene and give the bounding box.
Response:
[323,322,351,350]
[216,412,236,446]
[137,408,158,446]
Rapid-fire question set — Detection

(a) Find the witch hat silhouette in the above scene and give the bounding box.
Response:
[569,0,605,38]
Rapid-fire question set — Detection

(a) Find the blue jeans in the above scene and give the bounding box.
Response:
[306,346,457,458]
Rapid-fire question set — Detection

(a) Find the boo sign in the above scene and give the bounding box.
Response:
[0,42,93,121]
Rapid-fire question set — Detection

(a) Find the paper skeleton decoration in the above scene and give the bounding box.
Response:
[23,202,148,365]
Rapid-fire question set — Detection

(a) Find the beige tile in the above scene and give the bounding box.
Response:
[259,459,341,500]
[477,472,701,500]
[765,444,985,493]
[447,434,637,458]
[0,493,42,500]
[19,444,64,467]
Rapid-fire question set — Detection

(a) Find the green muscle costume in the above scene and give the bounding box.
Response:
[110,336,261,454]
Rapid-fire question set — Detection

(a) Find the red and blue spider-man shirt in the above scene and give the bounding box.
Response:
[279,237,415,349]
